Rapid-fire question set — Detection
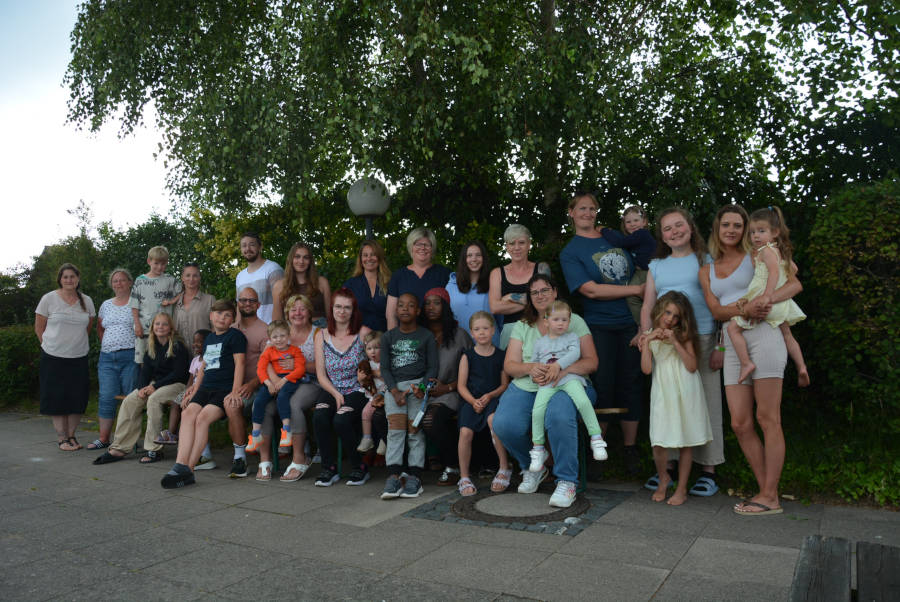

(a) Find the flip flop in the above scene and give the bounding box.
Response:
[734,501,783,516]
[279,462,309,482]
[93,451,125,465]
[256,461,273,482]
[689,474,719,497]
[86,439,110,450]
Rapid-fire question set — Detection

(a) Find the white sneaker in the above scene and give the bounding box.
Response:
[376,440,386,455]
[549,480,577,508]
[194,455,216,470]
[357,437,374,453]
[590,437,608,461]
[517,467,549,494]
[528,447,548,472]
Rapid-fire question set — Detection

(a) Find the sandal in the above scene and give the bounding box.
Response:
[256,461,273,482]
[58,439,78,452]
[437,466,459,486]
[689,473,719,497]
[491,469,512,493]
[68,436,82,450]
[154,430,178,445]
[457,477,477,497]
[280,462,309,482]
[86,439,110,450]
[139,450,164,463]
[93,450,125,464]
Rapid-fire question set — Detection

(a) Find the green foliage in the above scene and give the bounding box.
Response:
[0,325,42,405]
[807,179,899,427]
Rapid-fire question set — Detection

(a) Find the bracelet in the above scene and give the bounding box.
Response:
[716,346,726,352]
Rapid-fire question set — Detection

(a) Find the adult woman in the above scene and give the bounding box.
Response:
[419,287,473,485]
[637,207,723,495]
[172,262,214,346]
[312,288,372,486]
[93,312,191,464]
[91,268,135,450]
[492,274,599,508]
[272,243,332,326]
[560,192,645,474]
[489,225,549,348]
[447,240,500,346]
[257,294,322,481]
[35,263,96,451]
[699,205,802,515]
[385,227,450,329]
[343,240,391,332]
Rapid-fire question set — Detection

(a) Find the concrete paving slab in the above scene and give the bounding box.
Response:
[671,536,799,587]
[404,540,552,594]
[458,522,570,552]
[504,552,669,601]
[652,572,791,601]
[234,488,335,516]
[104,525,214,570]
[107,491,228,525]
[701,499,823,548]
[596,490,727,534]
[819,516,900,547]
[559,520,696,569]
[0,551,128,599]
[315,521,458,572]
[55,568,210,601]
[362,574,503,601]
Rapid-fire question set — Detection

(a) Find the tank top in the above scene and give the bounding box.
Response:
[500,263,538,323]
[322,333,365,395]
[709,253,753,306]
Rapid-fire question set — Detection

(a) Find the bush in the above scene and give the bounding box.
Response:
[0,325,42,405]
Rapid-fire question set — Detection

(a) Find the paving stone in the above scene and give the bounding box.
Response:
[143,541,292,590]
[560,521,696,569]
[672,536,799,587]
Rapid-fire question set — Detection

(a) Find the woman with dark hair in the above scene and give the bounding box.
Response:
[491,274,599,508]
[343,240,392,332]
[272,243,332,325]
[311,287,372,487]
[447,240,500,346]
[419,287,473,485]
[35,263,96,451]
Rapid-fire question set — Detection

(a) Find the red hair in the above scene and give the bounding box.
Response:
[327,287,363,335]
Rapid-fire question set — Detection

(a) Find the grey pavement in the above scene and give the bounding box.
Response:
[2,411,898,601]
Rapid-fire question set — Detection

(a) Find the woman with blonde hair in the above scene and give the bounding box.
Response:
[272,243,332,325]
[343,239,392,331]
[385,227,450,329]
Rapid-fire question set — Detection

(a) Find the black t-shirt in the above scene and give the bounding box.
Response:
[200,328,247,391]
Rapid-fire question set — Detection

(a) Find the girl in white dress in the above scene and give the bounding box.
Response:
[640,291,712,506]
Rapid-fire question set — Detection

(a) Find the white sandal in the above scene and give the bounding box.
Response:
[280,462,309,482]
[256,461,273,481]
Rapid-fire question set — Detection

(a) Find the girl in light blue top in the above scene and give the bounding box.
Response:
[446,240,501,346]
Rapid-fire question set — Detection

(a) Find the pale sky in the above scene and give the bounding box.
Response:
[0,0,170,272]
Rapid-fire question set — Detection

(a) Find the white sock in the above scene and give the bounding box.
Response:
[202,444,211,457]
[233,443,246,460]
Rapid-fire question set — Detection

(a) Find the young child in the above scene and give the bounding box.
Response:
[156,328,210,446]
[380,293,438,500]
[357,331,387,454]
[130,246,179,366]
[529,301,608,472]
[161,299,246,489]
[728,206,808,386]
[456,311,510,496]
[600,206,656,324]
[640,291,713,506]
[246,319,306,453]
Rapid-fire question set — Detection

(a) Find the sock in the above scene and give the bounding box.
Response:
[167,462,190,476]
[251,429,261,437]
[590,434,604,441]
[282,424,291,433]
[202,444,211,457]
[533,444,545,451]
[233,443,246,460]
[360,434,372,440]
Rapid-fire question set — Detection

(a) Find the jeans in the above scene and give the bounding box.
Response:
[97,349,136,420]
[492,382,597,483]
[312,390,368,469]
[251,379,300,425]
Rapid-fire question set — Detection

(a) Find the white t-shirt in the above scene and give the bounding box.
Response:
[235,259,284,324]
[35,291,96,358]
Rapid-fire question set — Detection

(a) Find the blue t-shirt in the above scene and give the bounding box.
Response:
[446,272,502,346]
[200,328,247,391]
[387,264,451,304]
[560,235,635,327]
[343,274,388,332]
[648,253,715,335]
[601,228,657,271]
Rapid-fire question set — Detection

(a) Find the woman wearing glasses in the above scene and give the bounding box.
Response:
[560,192,646,475]
[384,227,450,329]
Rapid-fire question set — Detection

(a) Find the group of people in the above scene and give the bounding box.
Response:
[35,193,806,514]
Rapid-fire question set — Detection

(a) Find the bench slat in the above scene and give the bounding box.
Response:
[857,541,900,602]
[789,535,852,602]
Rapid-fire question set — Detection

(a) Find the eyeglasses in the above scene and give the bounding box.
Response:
[529,287,553,297]
[237,298,259,304]
[413,242,432,249]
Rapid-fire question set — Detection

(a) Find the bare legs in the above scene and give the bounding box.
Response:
[53,414,83,450]
[175,404,225,469]
[652,446,692,505]
[728,321,756,384]
[780,323,809,387]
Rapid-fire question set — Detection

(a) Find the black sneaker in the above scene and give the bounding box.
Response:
[161,471,195,489]
[346,467,370,486]
[229,457,248,478]
[315,467,339,487]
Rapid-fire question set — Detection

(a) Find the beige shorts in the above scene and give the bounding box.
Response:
[723,323,787,386]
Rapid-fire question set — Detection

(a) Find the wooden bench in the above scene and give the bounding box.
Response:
[790,535,900,602]
[577,407,627,492]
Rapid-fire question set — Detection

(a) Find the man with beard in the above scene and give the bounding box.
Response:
[235,232,284,324]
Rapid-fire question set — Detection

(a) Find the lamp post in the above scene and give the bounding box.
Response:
[347,177,390,240]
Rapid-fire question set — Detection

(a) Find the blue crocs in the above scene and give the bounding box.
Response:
[689,473,719,497]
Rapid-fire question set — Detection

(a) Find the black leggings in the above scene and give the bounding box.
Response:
[422,403,458,469]
[312,390,368,469]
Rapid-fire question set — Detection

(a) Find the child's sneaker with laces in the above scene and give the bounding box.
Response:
[400,475,423,498]
[381,475,403,499]
[278,428,292,447]
[245,434,263,454]
[315,467,339,487]
[357,437,374,453]
[346,467,370,486]
[548,480,577,508]
[528,446,549,472]
[590,436,608,461]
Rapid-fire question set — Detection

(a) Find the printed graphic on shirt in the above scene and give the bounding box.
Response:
[204,342,223,371]
[391,338,421,370]
[591,247,632,285]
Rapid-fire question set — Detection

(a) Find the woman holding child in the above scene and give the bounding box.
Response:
[272,243,332,326]
[699,205,802,515]
[256,294,322,481]
[312,288,372,487]
[491,274,599,508]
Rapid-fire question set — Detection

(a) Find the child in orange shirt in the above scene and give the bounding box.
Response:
[246,320,306,451]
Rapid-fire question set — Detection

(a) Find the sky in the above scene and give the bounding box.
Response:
[0,0,170,272]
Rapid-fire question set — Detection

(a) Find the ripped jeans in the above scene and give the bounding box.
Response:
[384,378,426,477]
[312,389,368,469]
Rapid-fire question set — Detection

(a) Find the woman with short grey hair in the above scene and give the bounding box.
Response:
[384,227,450,329]
[489,224,549,348]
